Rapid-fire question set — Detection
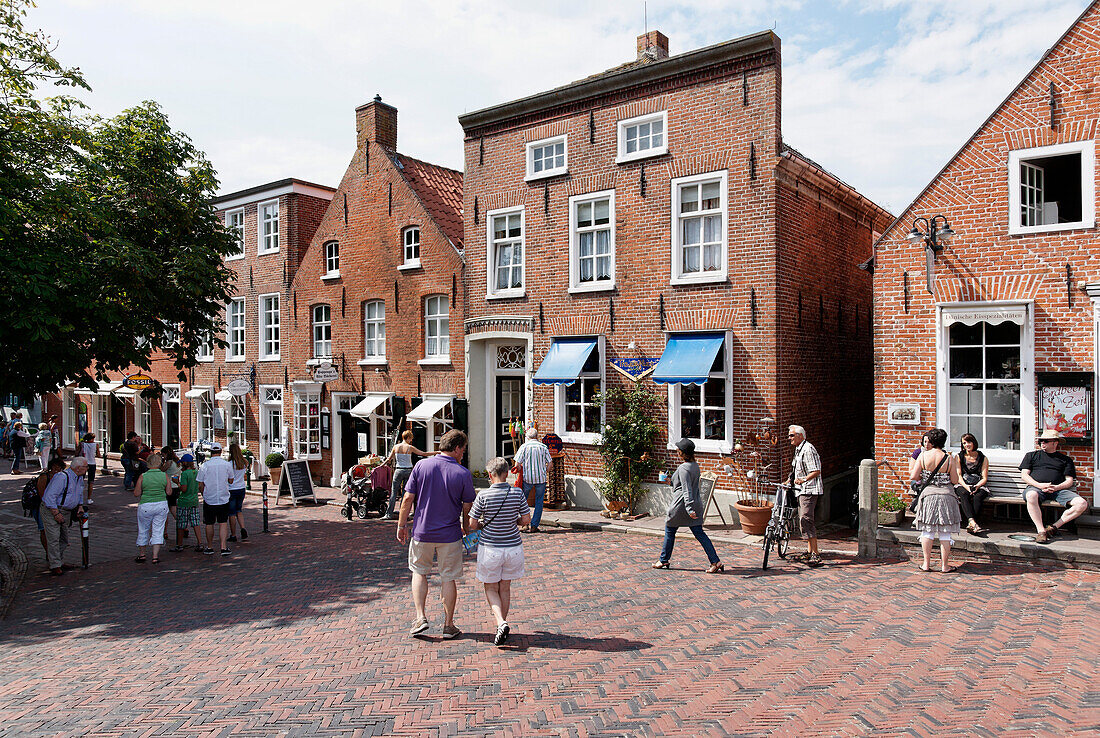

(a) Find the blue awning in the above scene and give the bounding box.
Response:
[533,338,598,386]
[652,334,724,385]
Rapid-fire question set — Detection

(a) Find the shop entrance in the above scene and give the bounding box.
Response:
[110,396,126,451]
[340,412,362,476]
[496,377,523,460]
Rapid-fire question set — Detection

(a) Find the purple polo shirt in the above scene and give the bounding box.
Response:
[404,454,475,543]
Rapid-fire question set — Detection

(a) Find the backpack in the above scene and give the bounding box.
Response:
[21,473,48,516]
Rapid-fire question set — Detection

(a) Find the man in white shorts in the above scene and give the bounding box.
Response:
[470,456,531,647]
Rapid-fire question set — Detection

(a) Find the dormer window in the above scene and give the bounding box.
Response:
[525,135,567,181]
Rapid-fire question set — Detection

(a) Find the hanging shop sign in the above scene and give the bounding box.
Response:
[542,432,564,458]
[226,377,252,396]
[313,362,339,383]
[609,357,659,382]
[122,373,155,390]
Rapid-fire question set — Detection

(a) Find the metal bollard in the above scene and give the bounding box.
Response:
[246,467,252,491]
[262,481,269,533]
[80,511,90,569]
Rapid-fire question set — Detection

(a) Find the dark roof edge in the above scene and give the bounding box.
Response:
[873,0,1098,247]
[780,144,894,222]
[458,30,779,131]
[212,178,336,205]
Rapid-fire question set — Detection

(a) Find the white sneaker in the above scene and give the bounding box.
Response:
[85,499,93,505]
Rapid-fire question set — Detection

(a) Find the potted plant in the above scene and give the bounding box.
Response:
[878,488,907,526]
[265,451,285,483]
[594,384,662,516]
[728,420,779,535]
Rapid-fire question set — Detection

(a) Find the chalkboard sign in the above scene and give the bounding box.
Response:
[276,459,316,505]
[699,472,726,524]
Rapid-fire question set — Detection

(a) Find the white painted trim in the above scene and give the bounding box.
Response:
[568,189,616,292]
[225,297,246,361]
[525,134,568,181]
[357,358,388,367]
[258,292,281,360]
[1007,140,1095,235]
[669,170,729,285]
[224,207,246,261]
[161,384,181,449]
[616,110,668,164]
[418,357,452,367]
[553,334,606,444]
[321,271,341,281]
[330,391,358,486]
[665,330,734,455]
[257,198,280,255]
[397,262,422,271]
[214,182,334,212]
[485,205,526,299]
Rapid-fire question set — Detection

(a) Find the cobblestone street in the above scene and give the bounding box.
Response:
[1,471,1098,736]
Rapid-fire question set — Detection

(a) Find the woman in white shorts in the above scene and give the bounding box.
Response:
[470,456,531,647]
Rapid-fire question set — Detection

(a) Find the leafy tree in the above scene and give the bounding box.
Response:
[0,0,235,397]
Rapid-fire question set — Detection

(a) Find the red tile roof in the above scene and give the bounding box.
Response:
[392,154,464,250]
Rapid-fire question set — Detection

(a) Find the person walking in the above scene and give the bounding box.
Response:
[652,438,724,573]
[197,442,234,556]
[470,456,532,647]
[133,452,170,565]
[381,430,437,520]
[226,442,249,542]
[173,453,202,552]
[397,429,476,639]
[788,425,825,567]
[80,433,98,504]
[121,431,141,490]
[160,447,181,542]
[910,427,962,573]
[513,427,552,533]
[9,422,30,474]
[29,457,67,557]
[47,414,60,453]
[33,422,52,472]
[41,458,87,576]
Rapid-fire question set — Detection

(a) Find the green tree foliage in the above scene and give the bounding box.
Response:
[0,0,235,396]
[594,382,663,511]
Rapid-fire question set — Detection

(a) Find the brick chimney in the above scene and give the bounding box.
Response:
[637,30,669,61]
[356,94,397,150]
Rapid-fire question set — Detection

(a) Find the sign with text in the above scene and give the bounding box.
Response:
[609,357,659,382]
[226,377,252,396]
[275,459,317,505]
[313,362,339,383]
[123,373,155,390]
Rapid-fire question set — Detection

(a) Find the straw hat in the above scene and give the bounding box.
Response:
[1038,429,1062,441]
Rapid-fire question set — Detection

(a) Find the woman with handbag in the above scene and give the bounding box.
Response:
[652,438,724,573]
[955,433,990,536]
[910,428,962,573]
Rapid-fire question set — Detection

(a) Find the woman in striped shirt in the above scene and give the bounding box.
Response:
[470,456,532,647]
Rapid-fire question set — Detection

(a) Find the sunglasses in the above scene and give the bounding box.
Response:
[1040,438,1057,443]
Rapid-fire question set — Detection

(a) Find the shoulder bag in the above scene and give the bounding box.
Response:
[908,452,949,512]
[462,488,511,554]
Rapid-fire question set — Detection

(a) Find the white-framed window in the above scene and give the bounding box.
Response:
[225,208,245,260]
[424,295,449,361]
[616,111,668,163]
[196,396,214,442]
[429,400,454,452]
[671,171,728,285]
[292,386,322,460]
[135,396,151,440]
[226,298,245,361]
[667,333,732,453]
[362,300,385,362]
[258,198,279,254]
[312,304,332,359]
[402,227,421,268]
[554,338,605,445]
[1008,141,1095,235]
[228,396,246,446]
[937,304,1033,458]
[372,397,394,457]
[569,190,615,292]
[525,134,567,181]
[96,396,108,449]
[259,293,280,360]
[196,333,214,362]
[487,207,524,298]
[323,241,340,277]
[64,389,77,449]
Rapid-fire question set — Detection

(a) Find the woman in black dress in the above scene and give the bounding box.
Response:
[955,433,990,536]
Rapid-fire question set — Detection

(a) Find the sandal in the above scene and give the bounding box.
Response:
[706,562,725,574]
[651,561,670,569]
[151,558,159,565]
[134,555,147,563]
[917,563,931,572]
[941,565,957,573]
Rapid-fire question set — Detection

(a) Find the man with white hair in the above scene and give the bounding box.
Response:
[787,425,823,567]
[513,427,552,533]
[41,457,87,576]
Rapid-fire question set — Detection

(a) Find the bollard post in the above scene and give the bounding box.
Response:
[858,458,878,558]
[101,444,108,475]
[80,511,90,569]
[262,481,269,533]
[246,466,252,491]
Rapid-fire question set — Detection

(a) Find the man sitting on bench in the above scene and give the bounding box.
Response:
[1020,429,1089,543]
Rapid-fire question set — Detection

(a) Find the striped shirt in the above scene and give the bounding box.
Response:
[792,441,823,496]
[470,483,530,548]
[513,439,552,484]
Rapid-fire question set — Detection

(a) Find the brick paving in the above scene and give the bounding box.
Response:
[1,469,1099,736]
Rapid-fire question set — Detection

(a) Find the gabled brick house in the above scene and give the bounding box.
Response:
[460,31,892,517]
[872,0,1100,512]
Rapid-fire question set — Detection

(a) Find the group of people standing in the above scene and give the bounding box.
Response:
[2,413,61,475]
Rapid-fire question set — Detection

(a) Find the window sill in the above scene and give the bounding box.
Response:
[357,358,388,367]
[486,290,526,301]
[616,147,668,165]
[524,169,568,183]
[259,356,281,362]
[257,249,280,256]
[670,273,727,287]
[667,439,731,455]
[321,272,341,281]
[295,455,322,462]
[196,357,215,363]
[568,282,615,295]
[306,358,336,366]
[560,432,600,445]
[398,262,422,272]
[1008,221,1094,236]
[418,357,452,367]
[225,254,246,262]
[224,357,246,363]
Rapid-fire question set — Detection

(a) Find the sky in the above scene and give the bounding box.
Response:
[29,0,1091,213]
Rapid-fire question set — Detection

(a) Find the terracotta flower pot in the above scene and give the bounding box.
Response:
[606,499,628,514]
[734,500,773,535]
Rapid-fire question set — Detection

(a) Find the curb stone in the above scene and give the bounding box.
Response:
[0,534,28,618]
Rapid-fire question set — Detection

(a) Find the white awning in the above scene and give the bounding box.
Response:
[406,396,453,423]
[349,392,392,420]
[214,390,234,402]
[74,381,124,397]
[113,387,137,399]
[185,386,212,399]
[941,305,1027,327]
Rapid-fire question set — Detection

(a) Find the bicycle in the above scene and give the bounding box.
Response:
[761,480,798,569]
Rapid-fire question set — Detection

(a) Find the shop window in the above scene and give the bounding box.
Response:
[616,111,667,163]
[487,208,524,298]
[667,335,731,452]
[293,389,322,460]
[569,191,615,292]
[135,396,151,440]
[229,397,246,445]
[671,171,727,284]
[525,135,567,180]
[258,199,279,254]
[373,398,394,457]
[945,319,1023,450]
[196,397,214,441]
[1008,141,1095,234]
[555,340,604,443]
[64,390,77,448]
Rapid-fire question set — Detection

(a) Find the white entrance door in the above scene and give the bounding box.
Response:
[259,386,285,476]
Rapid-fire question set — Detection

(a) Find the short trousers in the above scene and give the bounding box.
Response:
[227,488,246,515]
[798,494,819,539]
[920,531,954,542]
[166,492,180,508]
[202,501,231,525]
[85,467,95,486]
[408,539,464,581]
[31,506,43,532]
[176,505,201,529]
[1023,486,1081,506]
[476,544,525,583]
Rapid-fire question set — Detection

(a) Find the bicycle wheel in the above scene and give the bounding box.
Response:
[777,527,790,558]
[762,530,773,570]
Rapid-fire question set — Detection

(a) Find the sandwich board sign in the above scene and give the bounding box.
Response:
[275,459,317,505]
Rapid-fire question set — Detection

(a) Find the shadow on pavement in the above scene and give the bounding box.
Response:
[459,630,652,653]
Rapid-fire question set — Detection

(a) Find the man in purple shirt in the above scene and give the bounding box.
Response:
[397,429,475,639]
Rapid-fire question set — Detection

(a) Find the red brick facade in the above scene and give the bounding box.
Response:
[460,31,891,515]
[872,2,1100,506]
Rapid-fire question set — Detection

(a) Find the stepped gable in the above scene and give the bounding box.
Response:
[391,153,464,250]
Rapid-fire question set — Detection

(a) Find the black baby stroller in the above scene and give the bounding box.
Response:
[340,458,391,520]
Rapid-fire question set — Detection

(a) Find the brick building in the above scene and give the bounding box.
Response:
[460,31,892,516]
[872,1,1099,510]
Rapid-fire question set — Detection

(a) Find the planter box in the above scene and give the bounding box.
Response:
[878,508,906,526]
